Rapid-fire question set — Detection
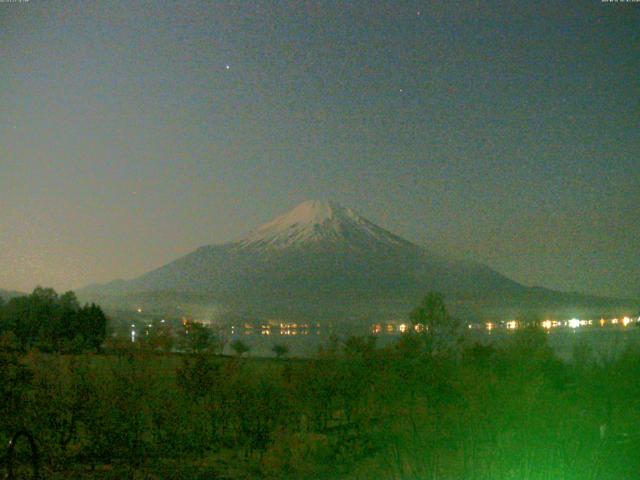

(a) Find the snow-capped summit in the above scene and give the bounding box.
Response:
[80,199,617,323]
[237,200,412,251]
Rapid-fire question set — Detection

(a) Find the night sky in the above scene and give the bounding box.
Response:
[1,1,638,299]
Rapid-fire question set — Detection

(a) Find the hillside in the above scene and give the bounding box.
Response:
[80,201,635,322]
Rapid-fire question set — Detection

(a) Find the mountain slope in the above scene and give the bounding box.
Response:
[0,289,24,302]
[237,200,413,251]
[80,200,632,320]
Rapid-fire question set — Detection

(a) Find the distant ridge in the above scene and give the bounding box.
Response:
[0,288,24,301]
[80,200,636,321]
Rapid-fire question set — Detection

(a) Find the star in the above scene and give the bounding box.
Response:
[225,64,230,70]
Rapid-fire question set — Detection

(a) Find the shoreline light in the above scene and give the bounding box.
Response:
[568,318,580,329]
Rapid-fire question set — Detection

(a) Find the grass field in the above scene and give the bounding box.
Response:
[2,328,640,479]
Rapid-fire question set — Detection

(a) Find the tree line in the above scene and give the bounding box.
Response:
[0,291,639,478]
[0,287,107,353]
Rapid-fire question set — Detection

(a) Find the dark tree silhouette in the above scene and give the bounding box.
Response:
[0,287,107,352]
[410,292,462,357]
[183,322,214,353]
[230,339,250,357]
[272,343,289,359]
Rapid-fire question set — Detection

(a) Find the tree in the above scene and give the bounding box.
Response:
[59,291,80,311]
[272,343,289,359]
[0,348,32,434]
[410,292,462,357]
[80,303,108,352]
[230,339,250,357]
[183,322,214,353]
[343,335,377,358]
[0,288,107,352]
[176,354,217,399]
[31,286,59,302]
[144,321,175,353]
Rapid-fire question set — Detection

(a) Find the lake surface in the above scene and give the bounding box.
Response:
[221,323,640,360]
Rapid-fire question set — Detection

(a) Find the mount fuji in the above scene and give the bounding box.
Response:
[80,200,627,322]
[237,200,412,251]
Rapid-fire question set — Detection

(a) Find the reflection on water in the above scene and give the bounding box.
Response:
[221,316,640,359]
